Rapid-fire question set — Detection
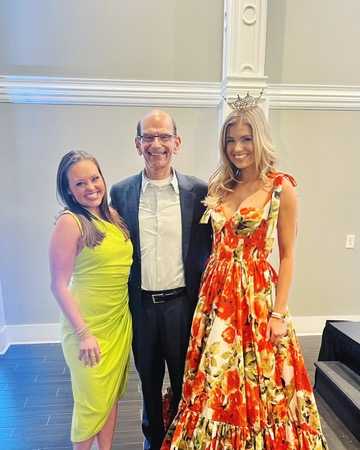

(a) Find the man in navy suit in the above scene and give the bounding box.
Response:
[110,110,211,450]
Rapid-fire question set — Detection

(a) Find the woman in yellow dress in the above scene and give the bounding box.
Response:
[49,150,133,450]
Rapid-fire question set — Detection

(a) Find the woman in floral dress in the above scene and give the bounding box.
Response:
[161,99,328,449]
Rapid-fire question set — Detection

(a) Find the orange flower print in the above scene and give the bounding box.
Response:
[274,355,283,385]
[209,386,225,412]
[242,322,253,348]
[294,360,312,392]
[192,316,201,337]
[224,223,240,249]
[234,297,249,329]
[254,297,268,321]
[222,325,235,344]
[192,371,206,396]
[185,412,198,438]
[259,347,275,378]
[257,337,272,353]
[239,208,262,223]
[216,294,236,321]
[225,369,240,393]
[187,348,200,371]
[253,261,268,292]
[171,413,186,442]
[218,245,233,262]
[190,392,207,413]
[258,321,268,339]
[289,344,313,392]
[162,173,327,450]
[182,379,192,401]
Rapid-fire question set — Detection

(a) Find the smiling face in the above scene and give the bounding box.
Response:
[67,160,105,215]
[135,111,181,180]
[225,121,255,173]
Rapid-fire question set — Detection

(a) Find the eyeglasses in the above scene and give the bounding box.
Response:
[138,133,176,144]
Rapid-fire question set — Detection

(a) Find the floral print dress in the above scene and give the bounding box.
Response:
[161,173,328,450]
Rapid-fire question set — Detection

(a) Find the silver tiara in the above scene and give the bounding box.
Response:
[225,90,263,111]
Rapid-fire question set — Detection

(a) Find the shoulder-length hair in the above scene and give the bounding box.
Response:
[207,106,277,204]
[56,150,129,247]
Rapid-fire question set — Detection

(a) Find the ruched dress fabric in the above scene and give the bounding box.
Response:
[162,173,328,450]
[60,212,133,442]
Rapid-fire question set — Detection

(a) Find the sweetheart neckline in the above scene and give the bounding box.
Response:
[219,198,271,222]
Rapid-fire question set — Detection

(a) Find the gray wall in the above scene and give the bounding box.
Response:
[1,0,359,327]
[0,0,223,81]
[266,0,360,84]
[0,283,5,328]
[270,110,360,315]
[0,104,219,325]
[266,0,360,316]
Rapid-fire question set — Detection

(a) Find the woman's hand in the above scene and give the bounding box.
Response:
[266,317,288,345]
[78,334,101,367]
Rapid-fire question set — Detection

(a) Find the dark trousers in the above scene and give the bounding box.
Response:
[132,292,193,450]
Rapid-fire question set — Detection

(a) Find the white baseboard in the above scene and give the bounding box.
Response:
[1,316,359,355]
[0,325,7,355]
[0,323,61,354]
[292,315,360,335]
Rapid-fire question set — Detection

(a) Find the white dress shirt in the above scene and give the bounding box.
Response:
[139,171,185,291]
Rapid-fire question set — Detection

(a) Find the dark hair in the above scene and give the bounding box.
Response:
[56,150,129,246]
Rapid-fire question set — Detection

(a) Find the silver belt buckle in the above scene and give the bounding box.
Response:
[152,293,165,304]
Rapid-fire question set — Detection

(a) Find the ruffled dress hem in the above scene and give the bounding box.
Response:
[163,409,328,450]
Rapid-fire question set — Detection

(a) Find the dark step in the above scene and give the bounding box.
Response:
[315,361,360,441]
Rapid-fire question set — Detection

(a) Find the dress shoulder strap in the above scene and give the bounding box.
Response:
[269,171,297,190]
[58,210,84,236]
[265,172,296,240]
[200,207,212,224]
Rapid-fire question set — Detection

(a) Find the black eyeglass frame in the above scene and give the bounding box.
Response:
[137,133,176,143]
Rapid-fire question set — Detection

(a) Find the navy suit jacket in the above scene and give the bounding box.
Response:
[110,171,212,327]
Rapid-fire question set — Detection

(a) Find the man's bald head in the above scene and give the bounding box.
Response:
[136,110,177,137]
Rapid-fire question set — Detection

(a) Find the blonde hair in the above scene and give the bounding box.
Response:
[207,106,277,204]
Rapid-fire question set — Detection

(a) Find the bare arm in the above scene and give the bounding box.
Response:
[267,180,298,343]
[49,214,86,330]
[49,214,100,366]
[274,179,298,313]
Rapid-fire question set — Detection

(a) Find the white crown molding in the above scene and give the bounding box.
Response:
[0,76,220,108]
[221,75,268,97]
[1,76,360,111]
[268,83,360,110]
[1,317,360,354]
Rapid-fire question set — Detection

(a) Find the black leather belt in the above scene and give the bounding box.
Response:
[141,287,186,304]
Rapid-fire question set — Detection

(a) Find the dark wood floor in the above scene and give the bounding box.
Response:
[0,336,359,450]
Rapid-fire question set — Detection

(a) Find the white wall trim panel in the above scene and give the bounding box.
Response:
[0,323,60,354]
[0,76,220,108]
[292,315,360,336]
[268,84,360,110]
[1,76,360,111]
[222,0,268,81]
[0,326,7,355]
[1,317,360,354]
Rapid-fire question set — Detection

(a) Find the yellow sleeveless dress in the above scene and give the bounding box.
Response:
[60,212,133,442]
